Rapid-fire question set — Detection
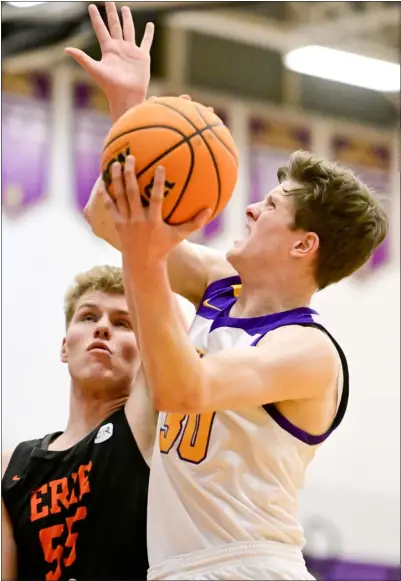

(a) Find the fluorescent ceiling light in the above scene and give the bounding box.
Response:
[284,45,400,93]
[8,1,46,7]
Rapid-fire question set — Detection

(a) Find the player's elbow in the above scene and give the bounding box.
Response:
[153,379,209,414]
[153,394,206,414]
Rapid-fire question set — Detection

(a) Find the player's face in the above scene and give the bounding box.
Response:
[227,182,303,269]
[61,291,139,392]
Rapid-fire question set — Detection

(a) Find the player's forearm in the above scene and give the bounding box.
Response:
[84,179,123,251]
[108,90,146,124]
[123,258,205,412]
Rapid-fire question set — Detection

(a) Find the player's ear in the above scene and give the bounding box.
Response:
[60,338,68,364]
[290,232,319,259]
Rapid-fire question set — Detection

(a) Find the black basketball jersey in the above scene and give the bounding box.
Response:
[2,407,149,580]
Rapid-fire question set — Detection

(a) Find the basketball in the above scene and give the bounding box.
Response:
[101,97,239,225]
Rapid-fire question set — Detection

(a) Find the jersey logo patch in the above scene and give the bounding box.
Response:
[12,474,21,481]
[94,423,113,444]
[202,298,221,311]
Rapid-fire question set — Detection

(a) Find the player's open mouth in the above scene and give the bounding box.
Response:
[233,225,252,247]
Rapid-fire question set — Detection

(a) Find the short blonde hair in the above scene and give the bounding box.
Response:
[64,265,125,327]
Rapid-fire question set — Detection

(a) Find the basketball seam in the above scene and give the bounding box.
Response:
[152,100,223,133]
[103,112,224,225]
[195,107,238,162]
[164,139,195,224]
[104,123,222,185]
[135,124,217,179]
[155,101,222,220]
[104,124,188,150]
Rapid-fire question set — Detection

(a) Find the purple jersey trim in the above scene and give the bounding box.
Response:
[196,276,349,446]
[197,276,241,320]
[262,324,349,446]
[212,306,320,334]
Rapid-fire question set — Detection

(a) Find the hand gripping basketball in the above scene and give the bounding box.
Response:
[99,156,212,264]
[101,96,239,225]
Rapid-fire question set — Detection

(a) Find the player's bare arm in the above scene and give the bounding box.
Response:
[65,3,201,445]
[2,451,17,581]
[124,367,158,466]
[120,266,339,413]
[148,324,338,413]
[67,1,235,307]
[85,180,234,307]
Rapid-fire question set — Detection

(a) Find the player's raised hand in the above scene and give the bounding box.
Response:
[99,157,211,265]
[65,2,154,114]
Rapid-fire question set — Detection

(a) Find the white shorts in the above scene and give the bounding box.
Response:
[147,540,315,580]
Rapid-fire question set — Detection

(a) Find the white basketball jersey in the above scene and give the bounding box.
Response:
[147,277,348,568]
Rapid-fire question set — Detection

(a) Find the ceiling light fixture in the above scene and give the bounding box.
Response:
[284,45,400,93]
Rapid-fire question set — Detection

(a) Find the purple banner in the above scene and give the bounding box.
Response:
[73,83,111,212]
[2,74,51,217]
[305,555,401,581]
[331,135,392,274]
[200,108,229,243]
[249,117,311,205]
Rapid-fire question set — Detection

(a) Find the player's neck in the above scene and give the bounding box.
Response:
[57,383,128,449]
[232,272,316,318]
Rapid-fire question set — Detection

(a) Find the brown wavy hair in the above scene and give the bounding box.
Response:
[278,151,388,289]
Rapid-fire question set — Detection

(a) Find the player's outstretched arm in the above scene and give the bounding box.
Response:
[138,309,339,414]
[124,367,159,467]
[68,2,234,306]
[165,325,339,413]
[2,452,17,581]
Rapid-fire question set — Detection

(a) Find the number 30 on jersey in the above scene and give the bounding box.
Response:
[159,412,216,464]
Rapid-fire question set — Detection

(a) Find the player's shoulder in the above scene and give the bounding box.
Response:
[261,322,337,348]
[258,324,339,370]
[2,437,44,477]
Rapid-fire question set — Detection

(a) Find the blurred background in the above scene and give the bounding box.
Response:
[1,2,400,579]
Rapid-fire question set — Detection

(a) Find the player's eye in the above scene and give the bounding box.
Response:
[114,320,131,329]
[82,313,97,322]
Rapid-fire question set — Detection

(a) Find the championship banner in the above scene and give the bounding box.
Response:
[200,108,229,244]
[249,116,311,204]
[73,83,111,212]
[331,135,392,273]
[2,74,51,217]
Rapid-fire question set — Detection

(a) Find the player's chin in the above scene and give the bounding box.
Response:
[227,239,246,260]
[82,360,115,380]
[87,370,126,392]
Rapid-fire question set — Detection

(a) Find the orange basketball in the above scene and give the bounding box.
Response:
[101,97,239,225]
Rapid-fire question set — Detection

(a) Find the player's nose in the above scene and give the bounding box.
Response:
[245,204,260,222]
[94,316,112,340]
